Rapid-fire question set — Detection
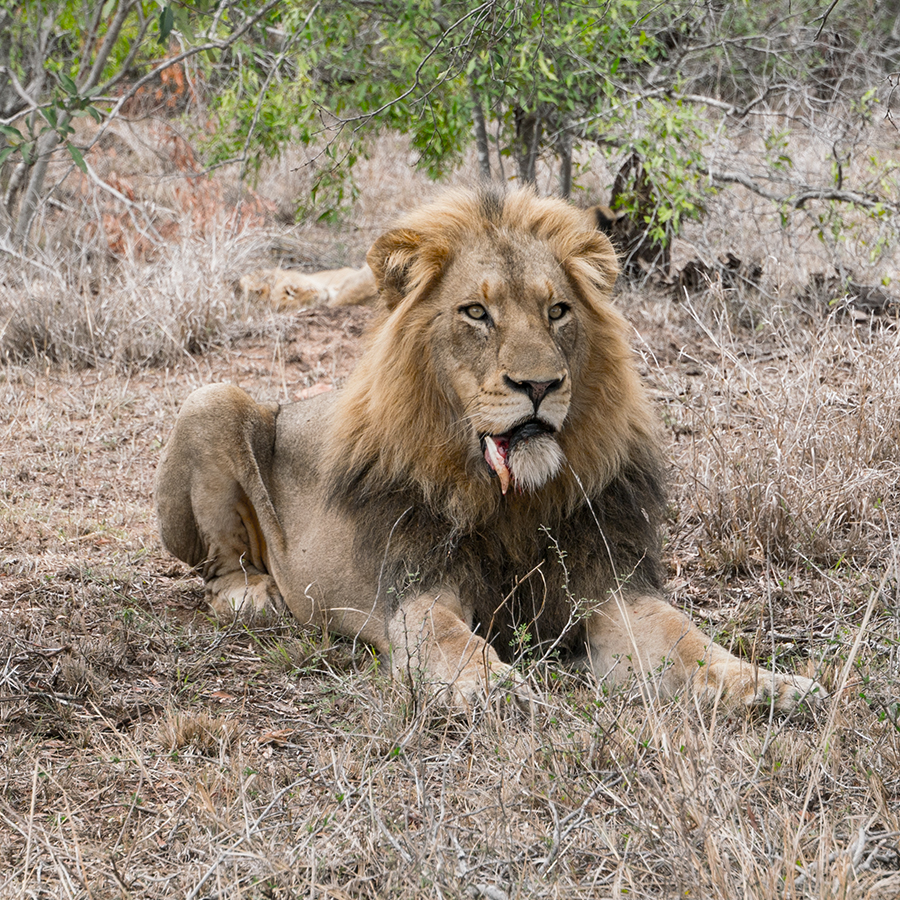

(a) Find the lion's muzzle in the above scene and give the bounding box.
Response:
[481,420,564,495]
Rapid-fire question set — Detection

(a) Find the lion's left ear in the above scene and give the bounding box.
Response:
[367,228,449,310]
[560,229,619,302]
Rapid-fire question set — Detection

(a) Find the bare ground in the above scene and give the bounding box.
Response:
[2,286,899,899]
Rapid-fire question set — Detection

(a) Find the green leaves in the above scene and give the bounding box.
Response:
[1,120,36,167]
[58,72,78,94]
[66,142,87,173]
[235,0,676,200]
[158,6,175,46]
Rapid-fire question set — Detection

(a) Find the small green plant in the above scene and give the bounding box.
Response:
[509,622,533,654]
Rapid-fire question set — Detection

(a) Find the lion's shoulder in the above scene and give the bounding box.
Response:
[275,390,339,457]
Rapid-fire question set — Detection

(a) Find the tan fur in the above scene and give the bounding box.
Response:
[158,186,825,713]
[240,265,378,311]
[586,203,621,236]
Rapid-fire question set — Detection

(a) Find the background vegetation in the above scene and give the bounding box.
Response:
[3,1,900,264]
[1,2,899,898]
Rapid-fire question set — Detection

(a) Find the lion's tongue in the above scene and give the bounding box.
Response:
[483,435,511,495]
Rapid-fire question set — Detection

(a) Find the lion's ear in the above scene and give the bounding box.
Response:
[367,227,449,309]
[562,230,619,301]
[366,228,423,309]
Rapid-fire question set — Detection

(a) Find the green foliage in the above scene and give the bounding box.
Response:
[0,1,286,244]
[0,2,159,206]
[0,73,101,164]
[607,95,711,242]
[3,0,899,248]
[198,0,713,232]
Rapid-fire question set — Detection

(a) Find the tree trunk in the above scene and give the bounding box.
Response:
[514,107,542,185]
[13,128,59,248]
[557,126,572,199]
[2,160,26,220]
[471,87,491,181]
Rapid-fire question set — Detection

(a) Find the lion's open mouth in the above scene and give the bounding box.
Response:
[481,421,558,495]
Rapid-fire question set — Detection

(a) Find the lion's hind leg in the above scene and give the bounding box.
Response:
[204,571,286,622]
[156,384,287,623]
[202,496,288,623]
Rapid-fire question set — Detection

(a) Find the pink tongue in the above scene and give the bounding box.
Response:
[483,435,511,495]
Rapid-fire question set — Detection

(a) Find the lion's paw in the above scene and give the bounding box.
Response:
[205,572,288,623]
[747,672,827,712]
[724,668,827,713]
[449,661,538,716]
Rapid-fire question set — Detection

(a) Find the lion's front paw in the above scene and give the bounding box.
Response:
[448,661,538,715]
[205,572,287,623]
[747,672,827,712]
[721,666,827,713]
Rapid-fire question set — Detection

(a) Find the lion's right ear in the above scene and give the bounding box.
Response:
[366,228,422,309]
[367,227,448,309]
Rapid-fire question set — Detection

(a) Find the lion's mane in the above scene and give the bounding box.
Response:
[324,186,666,656]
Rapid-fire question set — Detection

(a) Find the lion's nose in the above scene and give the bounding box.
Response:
[504,375,564,409]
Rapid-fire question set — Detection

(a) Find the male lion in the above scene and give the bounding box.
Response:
[156,186,824,712]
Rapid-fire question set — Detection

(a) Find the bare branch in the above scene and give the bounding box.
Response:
[96,5,154,96]
[80,155,164,245]
[699,165,898,214]
[815,0,843,41]
[75,0,108,85]
[0,66,40,117]
[83,0,138,93]
[678,86,781,119]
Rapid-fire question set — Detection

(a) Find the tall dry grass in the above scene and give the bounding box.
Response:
[0,222,268,368]
[669,294,900,572]
[0,590,897,898]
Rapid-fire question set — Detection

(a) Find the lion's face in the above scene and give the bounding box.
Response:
[330,186,651,522]
[428,233,587,494]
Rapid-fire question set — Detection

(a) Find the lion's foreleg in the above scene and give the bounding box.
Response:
[387,592,531,710]
[586,594,825,712]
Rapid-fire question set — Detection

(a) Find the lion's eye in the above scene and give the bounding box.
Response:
[462,304,489,321]
[548,303,569,321]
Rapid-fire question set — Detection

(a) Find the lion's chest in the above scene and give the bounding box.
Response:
[443,521,593,660]
[347,466,663,660]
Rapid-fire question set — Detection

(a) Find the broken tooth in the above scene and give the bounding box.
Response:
[497,464,511,495]
[484,435,503,470]
[483,435,511,495]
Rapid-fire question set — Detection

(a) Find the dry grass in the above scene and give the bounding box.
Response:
[2,132,900,899]
[651,292,900,571]
[0,223,264,368]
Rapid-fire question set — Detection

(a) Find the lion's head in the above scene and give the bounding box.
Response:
[326,186,658,527]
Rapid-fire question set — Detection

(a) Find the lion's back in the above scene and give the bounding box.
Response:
[272,391,339,490]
